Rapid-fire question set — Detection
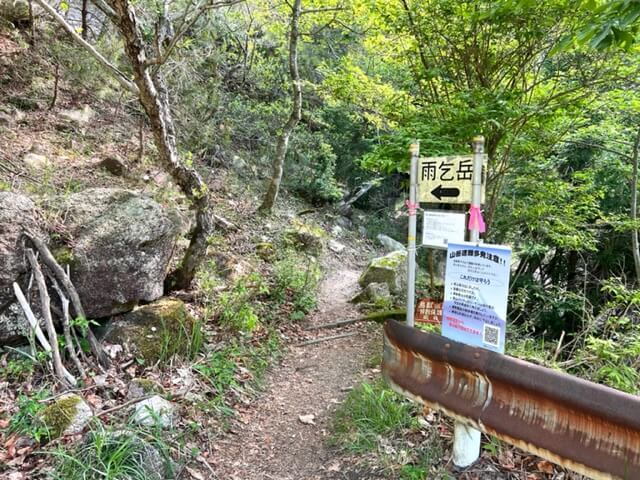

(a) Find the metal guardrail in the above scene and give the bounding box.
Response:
[382,320,640,480]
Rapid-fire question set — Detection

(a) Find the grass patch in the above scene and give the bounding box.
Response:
[192,329,281,413]
[49,421,174,480]
[331,380,452,479]
[331,380,418,452]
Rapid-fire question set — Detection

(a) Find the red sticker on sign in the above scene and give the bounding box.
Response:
[415,298,443,325]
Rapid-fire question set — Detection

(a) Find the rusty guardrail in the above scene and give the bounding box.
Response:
[382,320,640,480]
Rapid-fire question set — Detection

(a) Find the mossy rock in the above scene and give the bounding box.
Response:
[40,394,92,440]
[128,377,165,399]
[103,298,199,363]
[255,242,275,260]
[284,219,327,254]
[359,250,407,294]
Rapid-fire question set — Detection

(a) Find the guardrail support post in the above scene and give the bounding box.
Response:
[406,141,420,327]
[451,135,485,467]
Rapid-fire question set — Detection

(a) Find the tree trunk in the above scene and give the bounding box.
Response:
[631,127,640,283]
[259,0,302,212]
[81,0,88,39]
[108,0,212,291]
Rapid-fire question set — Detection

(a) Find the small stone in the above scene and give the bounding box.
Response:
[22,152,49,169]
[97,156,127,176]
[132,395,174,427]
[59,105,95,125]
[298,414,316,425]
[377,234,406,253]
[328,239,346,254]
[331,225,343,236]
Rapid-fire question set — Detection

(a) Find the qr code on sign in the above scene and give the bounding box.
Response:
[483,324,500,347]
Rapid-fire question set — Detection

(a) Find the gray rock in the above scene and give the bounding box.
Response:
[102,298,196,363]
[23,152,50,169]
[376,234,406,253]
[97,156,127,176]
[359,250,407,295]
[0,303,30,346]
[284,220,327,254]
[59,105,95,125]
[0,192,43,345]
[331,225,343,236]
[132,395,174,427]
[60,188,179,318]
[328,239,346,254]
[0,0,29,23]
[351,282,391,304]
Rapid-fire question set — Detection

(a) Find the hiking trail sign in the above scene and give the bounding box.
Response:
[418,155,487,204]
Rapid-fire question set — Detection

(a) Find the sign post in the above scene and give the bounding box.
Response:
[451,135,485,468]
[406,141,420,327]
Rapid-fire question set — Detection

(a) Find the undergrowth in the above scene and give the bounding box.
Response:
[330,379,452,479]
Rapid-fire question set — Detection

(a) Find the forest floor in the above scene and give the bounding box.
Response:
[211,254,386,480]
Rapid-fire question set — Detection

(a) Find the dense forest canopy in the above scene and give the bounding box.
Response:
[31,0,640,386]
[3,0,640,382]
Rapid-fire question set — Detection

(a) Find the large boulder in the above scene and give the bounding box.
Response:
[102,298,198,363]
[0,0,30,23]
[284,219,327,254]
[359,250,407,295]
[0,193,43,344]
[60,189,179,318]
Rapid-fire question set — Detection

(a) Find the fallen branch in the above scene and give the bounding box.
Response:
[26,233,110,369]
[359,309,406,324]
[212,213,238,231]
[95,395,152,417]
[295,332,357,347]
[25,248,77,387]
[49,275,86,379]
[12,282,51,352]
[305,318,360,330]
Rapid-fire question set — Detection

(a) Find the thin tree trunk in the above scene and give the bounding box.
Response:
[631,126,640,283]
[108,0,212,291]
[259,0,302,212]
[82,0,89,39]
[49,63,60,110]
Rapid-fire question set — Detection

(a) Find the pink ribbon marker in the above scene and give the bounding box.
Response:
[468,204,486,233]
[405,200,418,216]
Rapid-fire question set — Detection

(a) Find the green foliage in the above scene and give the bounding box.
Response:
[193,331,281,410]
[0,356,35,382]
[50,422,173,480]
[271,251,321,319]
[568,279,640,394]
[331,380,418,452]
[331,380,450,478]
[9,390,49,443]
[218,273,269,333]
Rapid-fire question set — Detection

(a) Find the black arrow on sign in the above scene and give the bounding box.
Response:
[431,185,460,200]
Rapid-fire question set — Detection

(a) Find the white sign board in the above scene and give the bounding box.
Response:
[418,155,487,204]
[442,241,512,353]
[422,210,466,249]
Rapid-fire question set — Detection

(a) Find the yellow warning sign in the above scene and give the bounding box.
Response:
[417,155,487,204]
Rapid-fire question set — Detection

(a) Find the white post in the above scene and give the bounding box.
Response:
[406,141,420,327]
[452,135,485,468]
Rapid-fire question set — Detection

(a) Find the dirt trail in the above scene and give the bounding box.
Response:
[212,256,380,480]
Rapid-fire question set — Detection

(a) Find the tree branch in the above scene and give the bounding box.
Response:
[33,0,138,94]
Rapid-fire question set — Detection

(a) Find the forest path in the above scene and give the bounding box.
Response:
[211,254,381,480]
